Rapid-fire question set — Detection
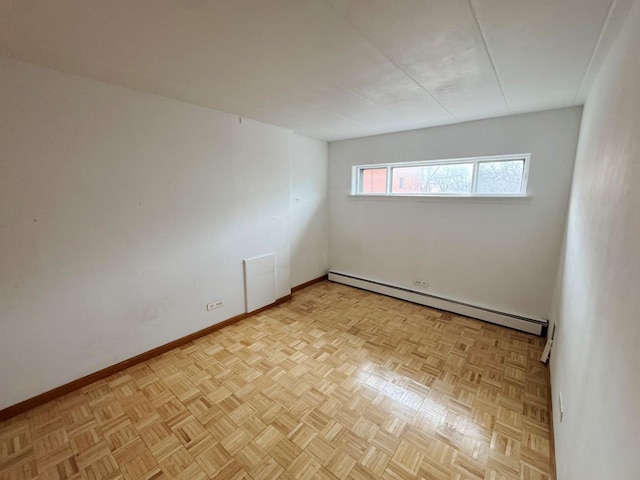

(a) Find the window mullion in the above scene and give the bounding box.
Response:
[471,160,479,194]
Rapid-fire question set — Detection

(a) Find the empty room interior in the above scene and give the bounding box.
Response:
[1,1,639,479]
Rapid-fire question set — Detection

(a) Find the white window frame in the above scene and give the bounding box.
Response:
[351,153,531,197]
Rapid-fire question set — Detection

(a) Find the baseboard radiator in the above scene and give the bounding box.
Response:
[328,271,547,335]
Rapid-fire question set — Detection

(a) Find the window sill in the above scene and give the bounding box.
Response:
[347,193,532,201]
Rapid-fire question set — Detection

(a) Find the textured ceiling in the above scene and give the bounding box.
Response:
[0,0,634,141]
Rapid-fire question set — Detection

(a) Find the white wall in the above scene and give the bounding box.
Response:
[329,108,581,320]
[289,135,329,287]
[550,1,640,478]
[0,57,326,409]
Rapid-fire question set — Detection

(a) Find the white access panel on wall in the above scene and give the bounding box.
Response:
[243,253,276,313]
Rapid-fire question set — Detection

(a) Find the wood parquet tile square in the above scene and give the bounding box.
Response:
[0,281,555,479]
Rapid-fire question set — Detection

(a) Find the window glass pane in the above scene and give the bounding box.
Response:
[360,168,387,193]
[391,163,473,194]
[476,160,524,194]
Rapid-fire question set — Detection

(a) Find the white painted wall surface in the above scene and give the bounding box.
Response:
[0,57,293,409]
[329,108,581,320]
[289,135,329,287]
[550,2,640,478]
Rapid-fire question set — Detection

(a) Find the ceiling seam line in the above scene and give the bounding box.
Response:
[333,84,438,131]
[572,0,617,105]
[467,0,511,114]
[296,99,365,127]
[334,84,418,126]
[335,84,402,117]
[322,0,458,122]
[376,53,459,121]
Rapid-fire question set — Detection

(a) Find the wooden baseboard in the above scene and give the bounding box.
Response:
[0,294,292,422]
[291,273,328,292]
[1,273,330,421]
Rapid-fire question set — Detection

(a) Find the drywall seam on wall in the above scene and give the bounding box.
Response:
[289,134,329,286]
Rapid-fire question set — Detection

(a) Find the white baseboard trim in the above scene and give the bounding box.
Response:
[328,271,547,335]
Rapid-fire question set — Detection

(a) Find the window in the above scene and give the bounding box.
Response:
[352,154,529,197]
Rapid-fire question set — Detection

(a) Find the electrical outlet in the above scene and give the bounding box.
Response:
[558,392,564,422]
[413,279,429,288]
[206,300,224,311]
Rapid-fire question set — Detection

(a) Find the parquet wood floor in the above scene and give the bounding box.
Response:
[0,281,554,480]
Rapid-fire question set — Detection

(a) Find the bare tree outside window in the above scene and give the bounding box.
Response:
[392,164,473,194]
[476,160,524,194]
